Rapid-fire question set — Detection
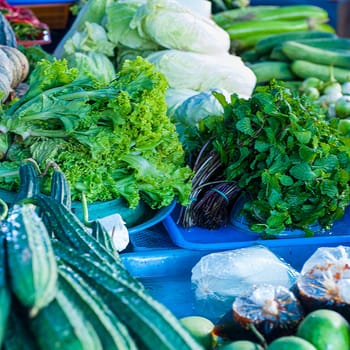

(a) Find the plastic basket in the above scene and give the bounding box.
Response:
[162,205,350,251]
[0,188,176,234]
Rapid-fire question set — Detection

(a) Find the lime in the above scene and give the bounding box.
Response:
[338,118,350,135]
[220,340,264,349]
[297,309,350,350]
[179,316,217,350]
[267,336,317,350]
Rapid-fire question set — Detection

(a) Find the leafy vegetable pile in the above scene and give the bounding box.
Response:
[0,57,193,209]
[180,81,350,235]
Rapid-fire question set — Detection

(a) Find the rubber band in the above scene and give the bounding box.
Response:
[211,188,229,204]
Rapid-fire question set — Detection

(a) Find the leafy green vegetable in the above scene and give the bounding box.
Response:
[189,80,350,234]
[66,52,116,84]
[54,0,114,58]
[129,0,230,54]
[63,22,115,57]
[0,57,192,209]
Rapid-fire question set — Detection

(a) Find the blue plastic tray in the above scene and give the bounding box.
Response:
[121,240,350,319]
[0,189,176,234]
[163,206,350,250]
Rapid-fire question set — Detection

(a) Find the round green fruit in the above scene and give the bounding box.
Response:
[179,316,217,350]
[267,336,317,350]
[335,95,350,118]
[296,309,350,350]
[220,340,264,350]
[338,118,350,135]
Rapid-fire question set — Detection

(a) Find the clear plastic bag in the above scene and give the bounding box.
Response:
[191,245,299,321]
[297,245,350,305]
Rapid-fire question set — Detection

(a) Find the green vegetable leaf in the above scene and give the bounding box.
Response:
[236,117,253,135]
[294,130,312,144]
[289,162,316,181]
[313,154,339,172]
[320,179,339,198]
[279,175,293,186]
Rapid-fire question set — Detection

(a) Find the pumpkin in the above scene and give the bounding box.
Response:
[0,45,29,86]
[0,45,29,102]
[0,13,16,48]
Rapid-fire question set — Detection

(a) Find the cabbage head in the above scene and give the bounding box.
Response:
[66,52,116,84]
[130,0,230,54]
[147,49,256,99]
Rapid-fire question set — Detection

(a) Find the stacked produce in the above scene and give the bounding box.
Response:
[54,0,256,102]
[248,35,350,85]
[182,245,350,350]
[0,160,204,349]
[0,56,193,211]
[177,80,350,235]
[212,4,334,55]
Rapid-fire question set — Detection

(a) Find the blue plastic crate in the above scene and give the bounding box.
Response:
[121,240,350,319]
[163,205,350,251]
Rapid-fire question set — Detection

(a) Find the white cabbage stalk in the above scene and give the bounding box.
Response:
[147,49,257,99]
[130,0,230,54]
[173,88,230,125]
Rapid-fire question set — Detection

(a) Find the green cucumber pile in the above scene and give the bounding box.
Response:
[212,4,334,54]
[0,159,203,350]
[244,33,350,85]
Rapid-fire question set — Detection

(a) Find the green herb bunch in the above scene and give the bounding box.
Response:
[213,80,350,235]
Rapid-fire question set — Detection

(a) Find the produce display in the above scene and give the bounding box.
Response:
[0,0,350,349]
[178,80,350,235]
[212,5,334,54]
[0,161,203,349]
[0,57,193,210]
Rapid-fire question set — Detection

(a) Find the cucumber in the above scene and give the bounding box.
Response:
[12,160,41,204]
[255,31,337,57]
[226,19,323,40]
[50,167,72,209]
[53,239,204,350]
[58,264,138,350]
[282,41,350,69]
[212,5,279,27]
[289,37,350,50]
[291,60,350,83]
[4,203,57,317]
[248,61,297,84]
[0,233,10,345]
[28,194,142,289]
[269,46,290,62]
[29,286,103,350]
[213,5,328,29]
